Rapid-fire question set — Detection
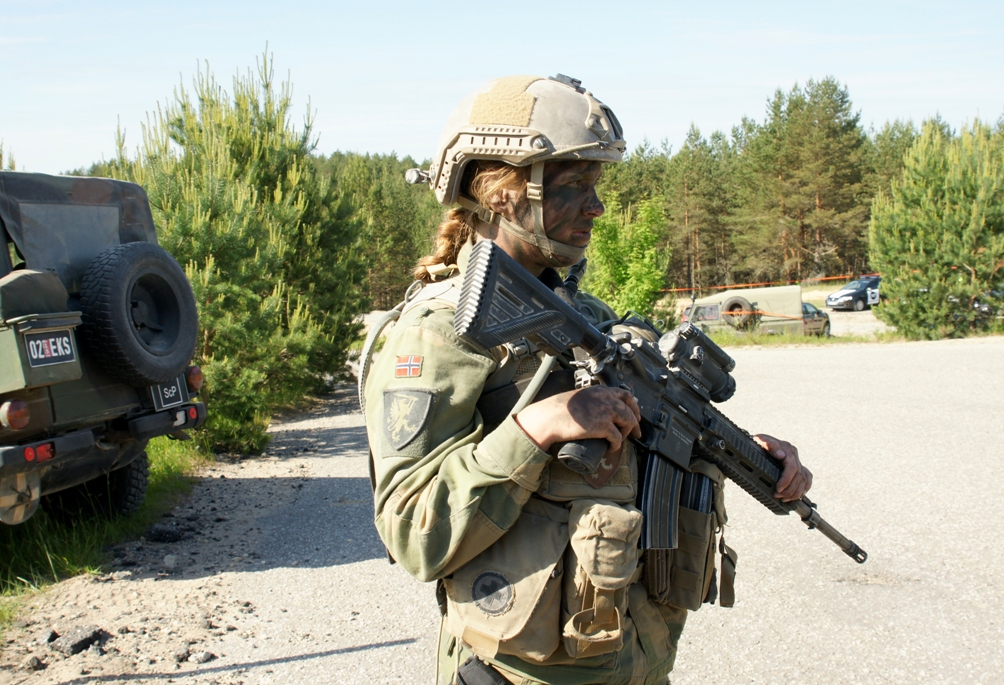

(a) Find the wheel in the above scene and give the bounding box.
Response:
[721,296,754,328]
[43,452,149,521]
[79,242,198,385]
[853,299,865,312]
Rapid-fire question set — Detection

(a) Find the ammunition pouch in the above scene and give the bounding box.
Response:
[642,460,737,610]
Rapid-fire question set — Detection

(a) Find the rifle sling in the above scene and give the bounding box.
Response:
[476,368,577,436]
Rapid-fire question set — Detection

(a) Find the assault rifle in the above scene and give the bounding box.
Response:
[455,240,866,564]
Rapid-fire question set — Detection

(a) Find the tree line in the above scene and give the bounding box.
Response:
[81,57,441,451]
[596,77,921,294]
[74,60,1000,451]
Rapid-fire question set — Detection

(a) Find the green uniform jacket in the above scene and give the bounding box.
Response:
[364,252,688,685]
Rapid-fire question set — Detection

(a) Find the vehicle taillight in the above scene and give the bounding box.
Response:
[187,407,198,420]
[24,446,36,461]
[0,400,30,430]
[185,366,204,392]
[36,443,53,462]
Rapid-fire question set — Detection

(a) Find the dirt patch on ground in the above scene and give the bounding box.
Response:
[0,388,419,685]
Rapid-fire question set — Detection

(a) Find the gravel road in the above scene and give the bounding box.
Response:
[2,336,1002,684]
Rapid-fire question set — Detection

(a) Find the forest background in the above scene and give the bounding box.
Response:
[3,61,1000,451]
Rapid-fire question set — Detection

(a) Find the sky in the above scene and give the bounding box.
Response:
[3,0,1004,174]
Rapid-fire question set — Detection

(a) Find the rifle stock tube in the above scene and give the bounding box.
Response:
[455,240,607,356]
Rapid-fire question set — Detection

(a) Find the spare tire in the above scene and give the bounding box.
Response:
[79,242,198,386]
[721,296,754,328]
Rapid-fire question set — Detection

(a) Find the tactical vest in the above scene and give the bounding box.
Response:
[359,274,733,666]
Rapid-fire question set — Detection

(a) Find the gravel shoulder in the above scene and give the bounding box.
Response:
[2,337,1003,684]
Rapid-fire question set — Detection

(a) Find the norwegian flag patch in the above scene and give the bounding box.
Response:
[395,355,424,378]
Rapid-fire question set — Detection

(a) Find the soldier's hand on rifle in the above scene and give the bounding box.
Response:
[753,434,813,502]
[515,386,642,455]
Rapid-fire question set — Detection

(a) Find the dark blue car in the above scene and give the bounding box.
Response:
[826,276,881,311]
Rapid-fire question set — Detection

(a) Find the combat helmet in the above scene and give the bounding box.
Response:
[407,74,626,264]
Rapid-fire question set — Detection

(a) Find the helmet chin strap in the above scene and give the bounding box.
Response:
[457,161,587,267]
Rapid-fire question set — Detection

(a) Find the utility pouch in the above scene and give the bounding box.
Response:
[643,460,733,611]
[445,498,568,662]
[562,499,643,658]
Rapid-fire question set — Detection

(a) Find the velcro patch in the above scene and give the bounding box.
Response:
[469,76,540,127]
[395,355,423,378]
[383,389,433,451]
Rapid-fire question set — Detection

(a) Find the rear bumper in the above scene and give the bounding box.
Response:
[0,430,96,476]
[128,401,207,441]
[0,401,206,485]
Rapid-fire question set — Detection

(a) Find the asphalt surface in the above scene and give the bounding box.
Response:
[5,335,1002,684]
[231,335,1004,685]
[671,336,1004,685]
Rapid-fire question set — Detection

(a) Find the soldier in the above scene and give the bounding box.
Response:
[361,75,812,685]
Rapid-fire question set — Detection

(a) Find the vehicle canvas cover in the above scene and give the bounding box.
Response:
[0,173,158,292]
[691,285,803,333]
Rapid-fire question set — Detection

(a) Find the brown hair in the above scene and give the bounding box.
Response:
[414,161,527,282]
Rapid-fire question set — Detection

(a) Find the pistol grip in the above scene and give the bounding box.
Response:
[557,439,608,476]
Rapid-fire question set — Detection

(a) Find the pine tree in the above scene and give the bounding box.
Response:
[730,79,869,282]
[869,120,1004,339]
[867,119,918,200]
[583,198,669,317]
[663,126,737,293]
[103,55,365,451]
[322,153,441,309]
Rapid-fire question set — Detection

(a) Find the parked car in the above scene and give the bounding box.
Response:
[826,276,881,311]
[0,172,206,525]
[802,302,831,337]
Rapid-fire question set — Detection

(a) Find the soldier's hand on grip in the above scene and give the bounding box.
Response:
[515,386,641,455]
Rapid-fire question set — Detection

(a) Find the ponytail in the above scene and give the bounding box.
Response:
[413,161,528,283]
[413,208,474,282]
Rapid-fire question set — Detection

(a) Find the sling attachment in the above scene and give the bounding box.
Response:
[563,578,624,658]
[718,536,738,608]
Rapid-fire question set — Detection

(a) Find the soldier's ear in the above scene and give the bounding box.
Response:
[485,188,520,217]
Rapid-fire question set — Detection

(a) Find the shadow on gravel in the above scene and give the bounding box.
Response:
[106,388,390,580]
[108,474,388,581]
[52,638,419,684]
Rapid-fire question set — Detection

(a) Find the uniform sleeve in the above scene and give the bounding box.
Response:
[575,290,618,325]
[364,304,552,582]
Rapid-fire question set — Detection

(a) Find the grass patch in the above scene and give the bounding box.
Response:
[708,329,906,348]
[0,437,209,628]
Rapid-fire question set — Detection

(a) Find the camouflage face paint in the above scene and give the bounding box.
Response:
[541,161,605,255]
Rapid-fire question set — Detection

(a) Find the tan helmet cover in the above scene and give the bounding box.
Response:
[428,75,626,265]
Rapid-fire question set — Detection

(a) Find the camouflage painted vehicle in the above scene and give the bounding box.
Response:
[0,172,205,525]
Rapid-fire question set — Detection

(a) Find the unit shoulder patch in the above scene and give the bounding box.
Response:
[383,389,434,451]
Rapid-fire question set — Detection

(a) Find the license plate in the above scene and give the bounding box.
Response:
[150,375,190,411]
[24,329,76,368]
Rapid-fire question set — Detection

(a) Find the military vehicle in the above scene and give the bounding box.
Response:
[684,285,808,335]
[0,172,205,525]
